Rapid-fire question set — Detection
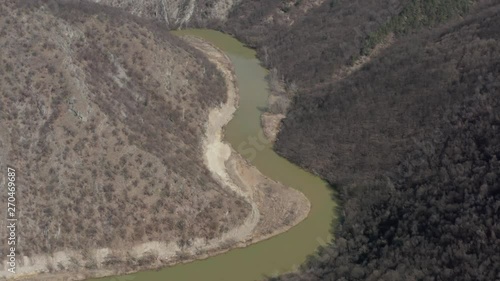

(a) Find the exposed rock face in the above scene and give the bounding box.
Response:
[92,0,239,27]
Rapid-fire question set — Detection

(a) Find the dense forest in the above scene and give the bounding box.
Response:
[236,1,500,281]
[226,0,484,87]
[275,2,500,184]
[226,0,500,184]
[271,90,500,280]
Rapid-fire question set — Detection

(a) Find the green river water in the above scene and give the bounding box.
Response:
[91,29,336,281]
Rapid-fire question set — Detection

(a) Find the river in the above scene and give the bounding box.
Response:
[91,29,336,281]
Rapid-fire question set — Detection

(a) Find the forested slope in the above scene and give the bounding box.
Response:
[275,3,500,184]
[268,3,500,281]
[273,90,500,280]
[226,1,496,185]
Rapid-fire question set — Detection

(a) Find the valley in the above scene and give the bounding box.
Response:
[1,0,499,281]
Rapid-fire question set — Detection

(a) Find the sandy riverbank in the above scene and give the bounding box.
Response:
[189,35,310,244]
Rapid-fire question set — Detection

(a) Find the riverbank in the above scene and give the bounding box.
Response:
[188,35,310,244]
[6,34,310,281]
[260,69,291,143]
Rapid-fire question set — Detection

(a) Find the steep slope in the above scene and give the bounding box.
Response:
[270,4,500,281]
[274,0,497,184]
[0,0,250,276]
[90,0,338,33]
[91,0,237,27]
[273,92,500,281]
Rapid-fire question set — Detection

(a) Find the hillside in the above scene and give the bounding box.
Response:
[0,0,250,276]
[226,0,499,279]
[1,0,499,280]
[273,91,500,281]
[274,1,499,184]
[89,0,236,27]
[268,3,500,281]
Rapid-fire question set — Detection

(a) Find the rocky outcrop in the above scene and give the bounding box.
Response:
[92,0,239,27]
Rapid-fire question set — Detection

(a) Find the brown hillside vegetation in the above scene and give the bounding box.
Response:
[0,0,250,274]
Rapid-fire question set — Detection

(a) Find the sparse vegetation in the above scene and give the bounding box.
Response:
[0,0,250,273]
